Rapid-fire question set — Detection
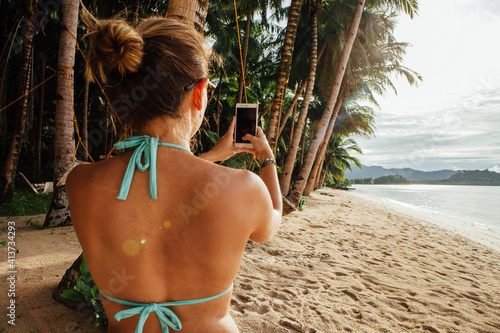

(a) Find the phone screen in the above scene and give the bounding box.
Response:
[235,105,257,144]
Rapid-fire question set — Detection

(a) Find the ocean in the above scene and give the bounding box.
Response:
[350,184,500,234]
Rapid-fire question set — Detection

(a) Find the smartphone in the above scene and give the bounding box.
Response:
[234,103,258,148]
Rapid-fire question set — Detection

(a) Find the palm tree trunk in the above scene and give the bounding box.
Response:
[237,9,252,103]
[277,80,306,140]
[300,122,307,166]
[266,0,302,152]
[279,3,318,196]
[0,10,35,203]
[306,152,324,192]
[33,53,46,181]
[303,83,348,196]
[43,0,80,227]
[130,0,140,27]
[318,155,333,188]
[275,41,327,145]
[287,102,297,150]
[81,73,89,161]
[287,0,365,206]
[167,0,209,32]
[313,153,325,189]
[0,0,9,153]
[0,0,8,62]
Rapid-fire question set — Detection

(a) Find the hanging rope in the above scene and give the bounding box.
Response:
[0,67,56,114]
[233,0,248,103]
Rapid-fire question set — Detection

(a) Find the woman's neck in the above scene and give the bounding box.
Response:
[136,116,192,150]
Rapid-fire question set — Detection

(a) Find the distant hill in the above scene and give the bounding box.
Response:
[440,170,500,186]
[345,165,457,181]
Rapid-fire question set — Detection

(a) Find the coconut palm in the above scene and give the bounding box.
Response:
[287,0,421,206]
[167,0,209,32]
[319,136,362,189]
[303,9,421,195]
[279,0,320,196]
[285,0,366,207]
[266,0,303,153]
[0,1,37,203]
[43,0,80,227]
[305,100,375,194]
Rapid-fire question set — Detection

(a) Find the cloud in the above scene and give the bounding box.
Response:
[489,165,500,173]
[461,0,500,17]
[354,86,500,171]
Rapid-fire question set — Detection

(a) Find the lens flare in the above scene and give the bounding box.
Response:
[122,240,140,256]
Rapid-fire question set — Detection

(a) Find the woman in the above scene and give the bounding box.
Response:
[67,13,282,333]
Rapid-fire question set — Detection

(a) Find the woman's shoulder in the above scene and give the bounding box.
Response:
[66,156,125,195]
[198,160,270,205]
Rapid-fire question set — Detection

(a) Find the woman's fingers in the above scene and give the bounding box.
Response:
[228,117,236,137]
[256,126,265,138]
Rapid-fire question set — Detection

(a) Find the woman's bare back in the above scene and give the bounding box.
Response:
[67,148,272,332]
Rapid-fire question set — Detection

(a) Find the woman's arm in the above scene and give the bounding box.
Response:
[241,127,282,242]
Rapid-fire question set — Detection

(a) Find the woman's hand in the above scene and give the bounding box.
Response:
[199,117,241,162]
[241,127,274,163]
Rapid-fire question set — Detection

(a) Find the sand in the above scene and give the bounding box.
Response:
[1,188,500,332]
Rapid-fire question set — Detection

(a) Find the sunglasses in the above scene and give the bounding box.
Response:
[184,78,216,103]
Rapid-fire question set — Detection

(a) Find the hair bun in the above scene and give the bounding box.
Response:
[86,20,144,84]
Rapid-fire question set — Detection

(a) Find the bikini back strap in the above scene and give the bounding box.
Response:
[100,284,233,333]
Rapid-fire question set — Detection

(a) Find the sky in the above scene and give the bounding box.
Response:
[352,0,500,172]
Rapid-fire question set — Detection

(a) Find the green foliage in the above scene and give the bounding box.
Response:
[61,256,107,328]
[324,172,352,189]
[332,178,352,189]
[0,188,52,216]
[374,175,409,184]
[439,170,500,186]
[351,177,373,184]
[299,196,307,210]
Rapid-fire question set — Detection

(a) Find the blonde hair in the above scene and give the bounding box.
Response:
[82,8,211,126]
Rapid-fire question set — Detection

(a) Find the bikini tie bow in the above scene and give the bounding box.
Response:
[99,284,232,333]
[113,301,182,333]
[113,135,191,200]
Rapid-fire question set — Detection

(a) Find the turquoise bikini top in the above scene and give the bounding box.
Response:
[113,135,193,200]
[107,135,232,332]
[100,284,233,333]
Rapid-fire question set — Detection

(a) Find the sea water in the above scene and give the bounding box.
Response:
[350,184,500,234]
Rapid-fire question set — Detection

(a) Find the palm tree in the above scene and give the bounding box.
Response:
[303,81,349,195]
[43,0,80,227]
[305,99,375,194]
[130,0,140,27]
[167,0,209,32]
[287,0,421,205]
[0,0,10,152]
[279,0,320,196]
[266,0,302,153]
[320,136,362,188]
[304,8,421,195]
[0,1,37,203]
[286,0,366,206]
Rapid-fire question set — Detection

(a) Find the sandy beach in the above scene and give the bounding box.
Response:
[1,188,500,332]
